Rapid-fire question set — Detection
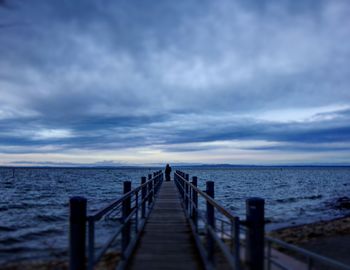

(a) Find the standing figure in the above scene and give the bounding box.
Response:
[165,164,172,181]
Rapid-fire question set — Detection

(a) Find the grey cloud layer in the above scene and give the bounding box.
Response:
[0,0,350,162]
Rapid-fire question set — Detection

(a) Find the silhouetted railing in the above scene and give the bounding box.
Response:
[69,170,163,270]
[175,170,350,270]
[265,236,350,270]
[174,170,241,270]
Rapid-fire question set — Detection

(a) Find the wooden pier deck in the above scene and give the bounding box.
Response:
[127,181,202,270]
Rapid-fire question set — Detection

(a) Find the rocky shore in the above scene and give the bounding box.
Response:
[0,252,119,270]
[269,216,350,244]
[269,216,350,267]
[1,217,349,269]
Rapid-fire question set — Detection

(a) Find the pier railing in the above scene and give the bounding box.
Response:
[69,170,163,270]
[175,170,350,270]
[174,170,241,270]
[264,235,350,270]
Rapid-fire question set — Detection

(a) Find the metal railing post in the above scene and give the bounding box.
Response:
[148,174,153,205]
[192,176,198,230]
[149,180,153,205]
[69,196,87,270]
[185,174,189,201]
[135,190,139,233]
[155,173,158,193]
[122,181,132,257]
[206,181,215,263]
[141,176,147,218]
[152,173,156,199]
[159,172,163,192]
[185,176,189,212]
[175,173,179,191]
[245,197,265,270]
[177,175,182,198]
[179,173,183,198]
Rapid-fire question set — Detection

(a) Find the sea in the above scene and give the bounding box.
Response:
[0,166,350,264]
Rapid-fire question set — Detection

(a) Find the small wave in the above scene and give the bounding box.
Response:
[0,246,31,254]
[0,225,16,232]
[0,206,8,212]
[0,236,22,245]
[20,228,62,241]
[276,183,289,188]
[325,196,350,210]
[9,203,34,210]
[276,197,298,203]
[36,214,65,223]
[276,194,323,203]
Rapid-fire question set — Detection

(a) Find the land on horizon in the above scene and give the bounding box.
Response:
[1,163,350,169]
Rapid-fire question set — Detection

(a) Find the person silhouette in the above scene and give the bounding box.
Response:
[165,164,172,181]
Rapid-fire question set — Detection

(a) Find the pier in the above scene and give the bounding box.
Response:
[69,170,350,270]
[128,181,201,270]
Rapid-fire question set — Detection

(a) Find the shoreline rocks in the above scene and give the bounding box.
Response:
[269,216,350,245]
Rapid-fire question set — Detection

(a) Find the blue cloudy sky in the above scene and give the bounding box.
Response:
[0,0,350,166]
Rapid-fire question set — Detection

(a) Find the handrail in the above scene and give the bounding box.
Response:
[175,170,350,270]
[92,171,163,270]
[265,236,350,270]
[174,170,240,270]
[69,170,164,270]
[175,172,236,222]
[90,173,161,221]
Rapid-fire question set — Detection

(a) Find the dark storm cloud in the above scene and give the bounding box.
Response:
[161,110,350,146]
[2,108,349,155]
[1,0,350,163]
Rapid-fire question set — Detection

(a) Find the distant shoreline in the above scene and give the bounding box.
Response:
[1,164,350,169]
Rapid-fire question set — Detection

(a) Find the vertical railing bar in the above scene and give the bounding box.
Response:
[234,217,241,270]
[230,219,234,253]
[135,191,139,233]
[185,174,189,213]
[185,181,188,213]
[192,176,198,232]
[148,174,153,206]
[190,179,193,217]
[308,257,313,270]
[141,176,146,219]
[152,172,156,203]
[206,181,215,264]
[121,181,131,260]
[267,240,272,270]
[88,219,95,270]
[221,220,224,239]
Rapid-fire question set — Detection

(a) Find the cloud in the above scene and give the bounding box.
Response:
[0,0,350,164]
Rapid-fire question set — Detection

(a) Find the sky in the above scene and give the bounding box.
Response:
[0,0,350,166]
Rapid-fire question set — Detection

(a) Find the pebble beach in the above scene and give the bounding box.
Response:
[269,216,350,266]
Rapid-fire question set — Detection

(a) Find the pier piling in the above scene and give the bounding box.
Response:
[69,196,87,270]
[245,197,265,270]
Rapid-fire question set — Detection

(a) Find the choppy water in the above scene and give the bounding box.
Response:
[0,166,349,264]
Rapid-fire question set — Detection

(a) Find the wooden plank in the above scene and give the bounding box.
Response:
[127,181,202,270]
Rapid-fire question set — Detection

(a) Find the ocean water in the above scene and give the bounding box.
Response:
[0,166,349,264]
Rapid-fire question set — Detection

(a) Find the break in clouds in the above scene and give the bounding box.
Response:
[0,0,350,165]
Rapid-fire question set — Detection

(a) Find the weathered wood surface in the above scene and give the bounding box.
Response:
[127,181,202,270]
